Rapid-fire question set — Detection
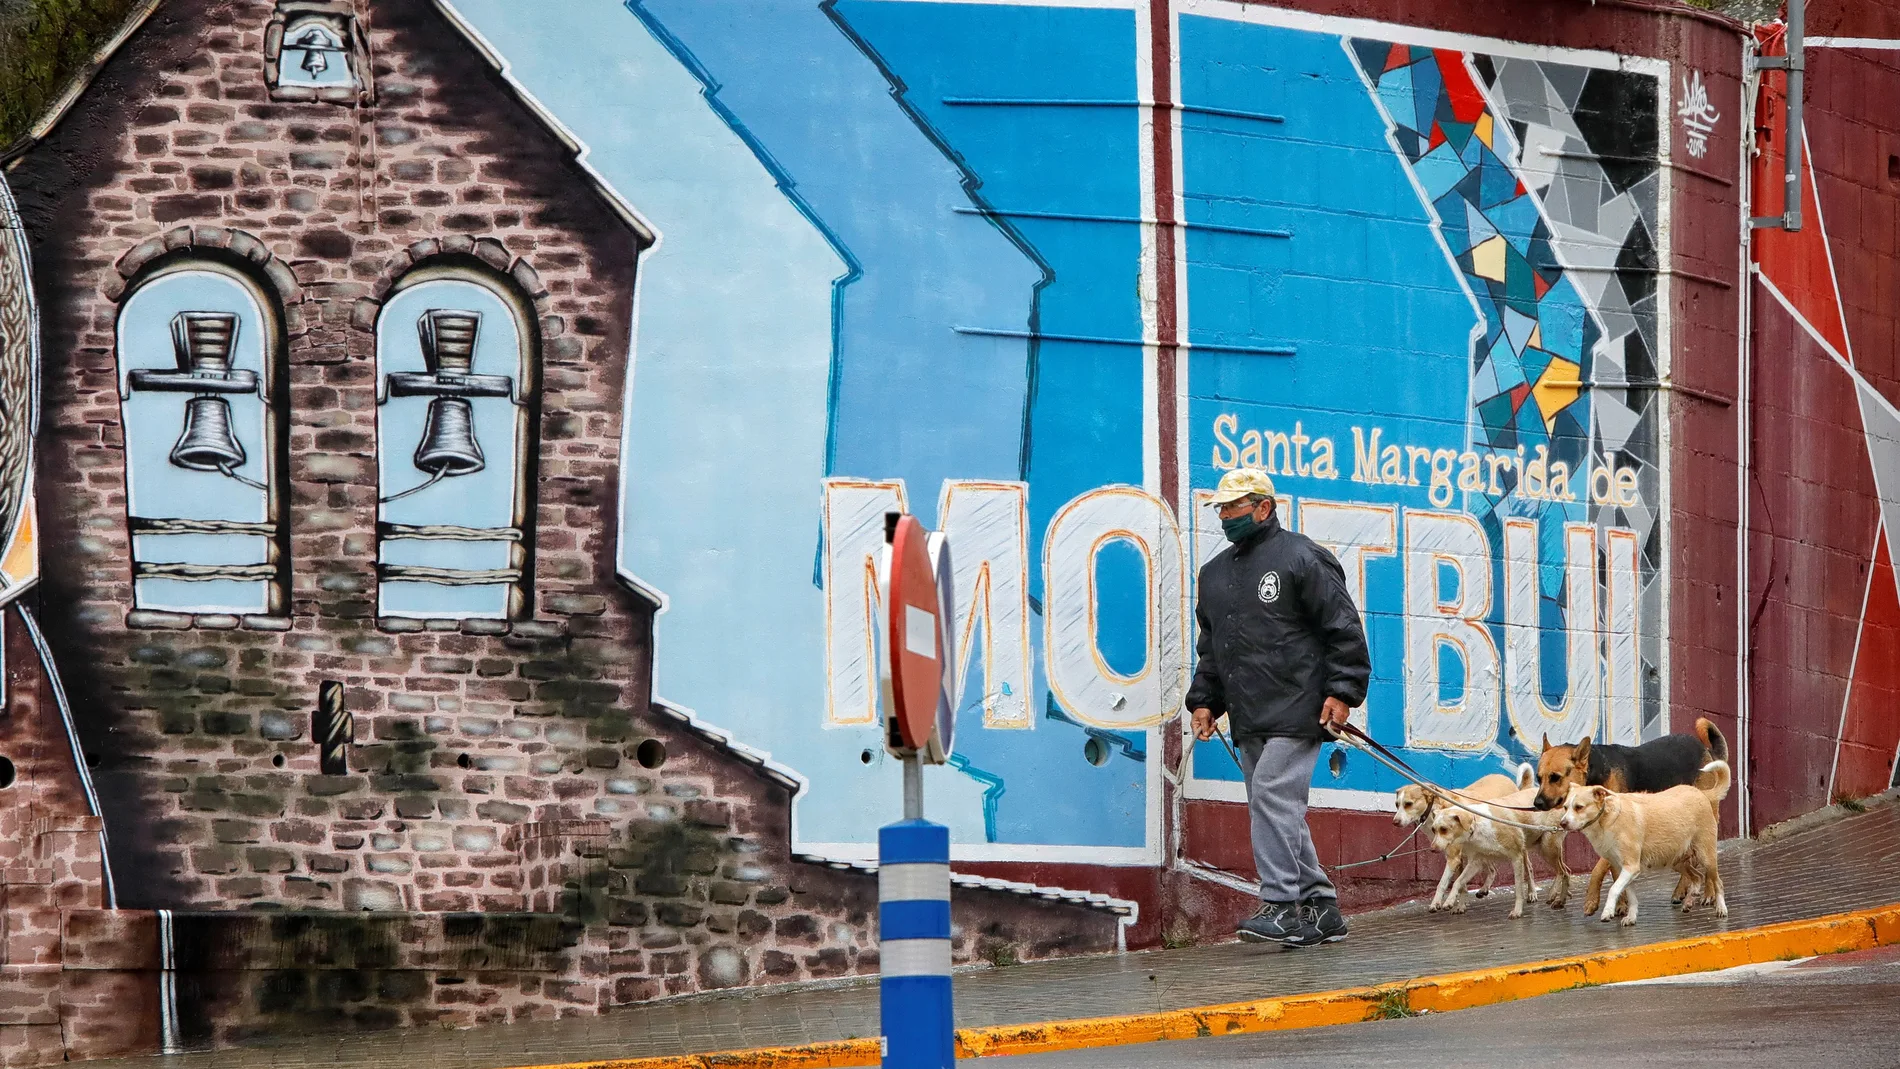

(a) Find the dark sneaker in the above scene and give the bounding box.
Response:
[1301,897,1349,943]
[1237,901,1325,948]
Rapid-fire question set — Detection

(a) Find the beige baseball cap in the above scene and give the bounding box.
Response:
[1207,467,1276,505]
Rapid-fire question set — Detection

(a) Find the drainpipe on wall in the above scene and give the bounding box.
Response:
[1735,39,1757,837]
[1751,0,1806,232]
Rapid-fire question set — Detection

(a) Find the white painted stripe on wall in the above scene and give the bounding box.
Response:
[1181,0,1670,77]
[803,841,1156,866]
[1311,786,1398,812]
[1809,37,1900,49]
[1185,775,1395,812]
[880,938,953,977]
[879,862,951,902]
[157,909,179,1054]
[1825,521,1882,803]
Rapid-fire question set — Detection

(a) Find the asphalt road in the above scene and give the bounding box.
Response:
[984,946,1900,1068]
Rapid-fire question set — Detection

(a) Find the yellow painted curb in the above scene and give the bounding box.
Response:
[508,902,1900,1069]
[504,1038,882,1069]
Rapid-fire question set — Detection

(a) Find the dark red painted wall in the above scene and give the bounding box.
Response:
[1744,3,1900,827]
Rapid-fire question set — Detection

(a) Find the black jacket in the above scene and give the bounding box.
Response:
[1186,515,1372,742]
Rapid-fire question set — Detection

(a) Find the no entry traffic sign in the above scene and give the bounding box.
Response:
[885,514,940,754]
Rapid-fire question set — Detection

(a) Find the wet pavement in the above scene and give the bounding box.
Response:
[81,798,1900,1069]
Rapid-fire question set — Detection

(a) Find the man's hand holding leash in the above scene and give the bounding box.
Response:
[1319,697,1350,732]
[1192,707,1216,742]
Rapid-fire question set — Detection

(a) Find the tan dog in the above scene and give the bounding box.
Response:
[1558,760,1731,926]
[1427,787,1569,917]
[1396,766,1532,910]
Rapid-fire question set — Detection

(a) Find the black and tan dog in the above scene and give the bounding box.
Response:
[1533,718,1728,913]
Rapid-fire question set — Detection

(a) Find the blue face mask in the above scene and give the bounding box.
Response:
[1221,510,1263,543]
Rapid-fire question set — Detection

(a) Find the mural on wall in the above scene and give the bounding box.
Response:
[41,0,1900,1061]
[439,0,1669,862]
[374,273,538,620]
[2,4,1138,1059]
[116,265,283,615]
[10,2,1900,1061]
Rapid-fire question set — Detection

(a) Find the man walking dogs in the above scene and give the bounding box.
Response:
[1188,468,1372,949]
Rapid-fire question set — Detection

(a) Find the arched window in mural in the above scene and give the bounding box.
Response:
[375,267,537,620]
[116,260,285,616]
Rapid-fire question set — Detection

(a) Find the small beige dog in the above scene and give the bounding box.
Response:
[1559,760,1731,926]
[1396,765,1532,911]
[1427,786,1568,917]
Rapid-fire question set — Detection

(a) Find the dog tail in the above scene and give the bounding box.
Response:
[1697,760,1732,803]
[1514,762,1535,791]
[1696,717,1729,762]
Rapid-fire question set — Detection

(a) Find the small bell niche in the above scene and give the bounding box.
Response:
[263,2,372,104]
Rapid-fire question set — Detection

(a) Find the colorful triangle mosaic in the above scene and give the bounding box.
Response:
[1352,43,1600,514]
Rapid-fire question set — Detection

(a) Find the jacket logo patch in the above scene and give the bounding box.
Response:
[1258,571,1280,604]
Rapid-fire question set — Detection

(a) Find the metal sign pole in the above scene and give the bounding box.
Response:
[901,752,923,822]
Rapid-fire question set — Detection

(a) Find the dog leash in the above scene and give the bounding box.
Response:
[1208,725,1428,871]
[1325,723,1553,833]
[1330,722,1542,810]
[1330,819,1430,871]
[1203,719,1546,867]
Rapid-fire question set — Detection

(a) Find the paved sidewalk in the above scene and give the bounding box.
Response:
[87,798,1900,1069]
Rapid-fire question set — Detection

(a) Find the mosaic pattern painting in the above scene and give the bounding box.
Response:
[1350,43,1599,594]
[1480,54,1666,731]
[1347,42,1666,734]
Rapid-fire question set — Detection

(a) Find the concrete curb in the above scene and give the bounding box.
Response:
[1756,788,1900,844]
[505,902,1900,1069]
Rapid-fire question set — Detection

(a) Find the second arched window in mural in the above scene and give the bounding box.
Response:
[374,266,537,621]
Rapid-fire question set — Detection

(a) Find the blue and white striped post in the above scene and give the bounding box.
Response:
[879,764,953,1069]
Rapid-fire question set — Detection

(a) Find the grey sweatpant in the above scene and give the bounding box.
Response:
[1239,736,1336,905]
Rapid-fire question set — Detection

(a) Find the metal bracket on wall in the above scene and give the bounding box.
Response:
[1750,0,1805,232]
[1541,379,1733,408]
[315,679,351,776]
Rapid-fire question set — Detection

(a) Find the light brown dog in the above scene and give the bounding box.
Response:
[1396,766,1532,910]
[1558,760,1731,926]
[1427,787,1569,917]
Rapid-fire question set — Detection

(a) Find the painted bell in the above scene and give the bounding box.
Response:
[413,396,484,477]
[170,395,246,472]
